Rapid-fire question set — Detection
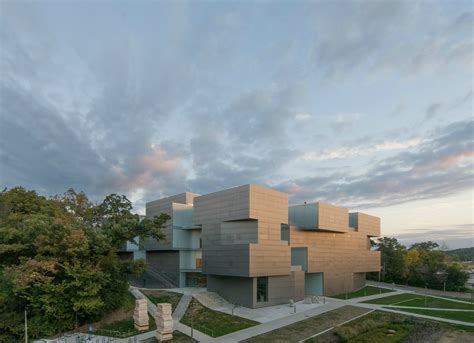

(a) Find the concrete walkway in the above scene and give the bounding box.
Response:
[211,301,346,343]
[383,305,474,312]
[130,287,213,342]
[173,294,193,321]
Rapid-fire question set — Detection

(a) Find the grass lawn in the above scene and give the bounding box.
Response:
[140,331,197,342]
[242,306,370,343]
[180,299,259,337]
[389,308,474,323]
[363,293,474,310]
[331,286,394,300]
[142,289,182,312]
[312,311,445,343]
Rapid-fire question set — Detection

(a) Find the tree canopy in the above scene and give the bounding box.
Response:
[369,236,469,291]
[0,187,169,342]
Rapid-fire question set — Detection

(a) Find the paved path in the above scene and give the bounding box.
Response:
[173,294,193,321]
[383,305,474,312]
[367,280,473,300]
[130,287,213,342]
[211,301,346,343]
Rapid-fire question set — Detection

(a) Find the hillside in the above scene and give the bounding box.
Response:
[445,247,474,262]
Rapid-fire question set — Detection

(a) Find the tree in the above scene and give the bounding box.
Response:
[409,241,439,251]
[373,237,407,283]
[0,187,169,342]
[445,263,469,292]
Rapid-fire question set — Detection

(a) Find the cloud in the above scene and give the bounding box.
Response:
[294,112,312,121]
[302,138,422,161]
[329,113,364,132]
[278,119,474,207]
[309,1,473,80]
[395,224,474,249]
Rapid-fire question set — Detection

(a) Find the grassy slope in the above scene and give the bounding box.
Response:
[314,311,474,343]
[364,293,474,310]
[389,308,474,323]
[180,299,259,337]
[242,306,369,343]
[142,290,182,312]
[331,286,394,299]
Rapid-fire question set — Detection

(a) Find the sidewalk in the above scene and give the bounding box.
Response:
[211,301,346,343]
[130,286,213,342]
[173,294,193,321]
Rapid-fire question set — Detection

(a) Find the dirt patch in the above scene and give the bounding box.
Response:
[436,330,474,343]
[75,293,136,332]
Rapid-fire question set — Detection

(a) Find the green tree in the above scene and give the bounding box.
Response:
[445,263,469,292]
[374,237,407,283]
[409,241,439,251]
[0,187,169,342]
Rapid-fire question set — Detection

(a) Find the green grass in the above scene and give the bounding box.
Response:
[389,308,474,323]
[95,315,156,338]
[319,311,435,343]
[331,286,394,299]
[140,331,197,342]
[242,306,370,342]
[363,293,474,310]
[143,290,182,312]
[180,299,259,337]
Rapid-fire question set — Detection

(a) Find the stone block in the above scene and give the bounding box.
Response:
[155,303,173,341]
[133,299,149,332]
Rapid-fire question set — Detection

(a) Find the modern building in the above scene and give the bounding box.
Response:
[136,184,380,308]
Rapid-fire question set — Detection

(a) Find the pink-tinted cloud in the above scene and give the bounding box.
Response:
[110,145,180,191]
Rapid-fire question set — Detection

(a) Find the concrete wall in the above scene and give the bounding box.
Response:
[317,203,349,232]
[194,184,291,278]
[145,192,200,250]
[261,271,305,308]
[207,275,254,308]
[353,272,366,290]
[146,251,180,285]
[349,212,381,237]
[289,225,380,296]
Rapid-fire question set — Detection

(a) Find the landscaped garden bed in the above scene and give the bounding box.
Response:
[330,285,394,299]
[242,306,370,342]
[141,331,197,342]
[363,293,474,310]
[181,298,259,337]
[142,289,183,312]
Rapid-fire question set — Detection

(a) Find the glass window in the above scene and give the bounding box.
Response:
[257,277,268,302]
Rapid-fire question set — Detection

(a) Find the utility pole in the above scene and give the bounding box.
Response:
[24,309,28,343]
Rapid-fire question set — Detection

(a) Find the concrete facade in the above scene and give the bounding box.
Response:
[143,184,381,308]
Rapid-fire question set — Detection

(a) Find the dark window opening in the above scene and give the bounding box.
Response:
[281,224,289,242]
[257,277,268,302]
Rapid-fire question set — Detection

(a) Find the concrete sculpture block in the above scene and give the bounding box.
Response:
[155,303,173,341]
[133,299,149,331]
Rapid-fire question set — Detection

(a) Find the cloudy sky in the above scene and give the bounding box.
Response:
[1,0,473,248]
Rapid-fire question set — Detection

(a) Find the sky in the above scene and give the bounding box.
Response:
[1,0,473,248]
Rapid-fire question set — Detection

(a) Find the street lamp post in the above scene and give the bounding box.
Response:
[24,309,28,343]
